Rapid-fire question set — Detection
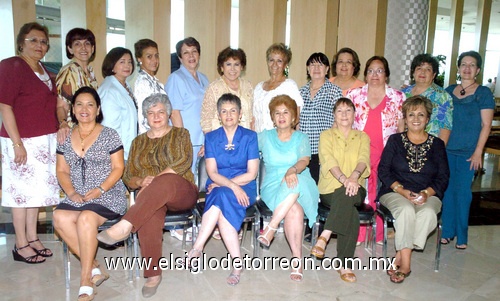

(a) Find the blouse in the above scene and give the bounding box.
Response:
[329,76,365,96]
[134,69,166,134]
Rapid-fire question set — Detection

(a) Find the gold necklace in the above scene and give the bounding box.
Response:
[77,124,97,152]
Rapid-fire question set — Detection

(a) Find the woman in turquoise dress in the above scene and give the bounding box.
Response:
[258,94,319,282]
[189,93,259,286]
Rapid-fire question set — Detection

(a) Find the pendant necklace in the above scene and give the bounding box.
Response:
[459,82,475,95]
[77,124,97,152]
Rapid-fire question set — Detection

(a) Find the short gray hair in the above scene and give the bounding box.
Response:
[142,93,172,118]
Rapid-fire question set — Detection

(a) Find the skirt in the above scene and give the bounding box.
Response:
[1,133,60,207]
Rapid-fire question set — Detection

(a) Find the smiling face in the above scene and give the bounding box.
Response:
[307,60,329,81]
[146,102,168,130]
[218,101,241,128]
[221,57,242,83]
[68,39,94,65]
[73,92,99,124]
[334,102,355,128]
[113,53,133,82]
[267,52,286,77]
[335,52,355,78]
[458,56,480,81]
[413,62,435,86]
[366,60,387,86]
[405,105,429,133]
[179,44,200,72]
[138,46,160,76]
[21,29,49,61]
[272,104,294,129]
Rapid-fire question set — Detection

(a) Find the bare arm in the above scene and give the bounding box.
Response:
[468,109,494,170]
[56,153,83,202]
[56,96,70,144]
[438,128,451,146]
[170,110,184,127]
[0,103,27,164]
[283,156,310,188]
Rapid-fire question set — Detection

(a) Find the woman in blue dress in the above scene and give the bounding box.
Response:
[258,94,319,282]
[189,93,259,286]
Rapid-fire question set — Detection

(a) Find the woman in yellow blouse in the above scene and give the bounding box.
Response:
[312,97,370,283]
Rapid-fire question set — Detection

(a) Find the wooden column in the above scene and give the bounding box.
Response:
[0,0,36,59]
[445,0,464,86]
[184,0,231,82]
[125,0,170,83]
[85,0,107,83]
[426,0,438,54]
[60,0,88,65]
[475,0,492,85]
[289,0,339,86]
[238,0,287,86]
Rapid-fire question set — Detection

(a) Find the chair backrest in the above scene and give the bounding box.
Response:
[196,156,208,193]
[258,159,266,191]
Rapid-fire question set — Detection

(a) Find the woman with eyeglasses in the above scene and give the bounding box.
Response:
[346,56,406,246]
[441,51,494,250]
[329,48,364,96]
[0,22,60,264]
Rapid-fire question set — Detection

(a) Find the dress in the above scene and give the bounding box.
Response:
[258,129,318,227]
[204,126,259,231]
[441,85,495,245]
[55,60,99,125]
[401,83,453,137]
[98,75,138,160]
[133,69,166,134]
[0,57,59,207]
[201,77,254,132]
[253,79,304,133]
[56,127,127,219]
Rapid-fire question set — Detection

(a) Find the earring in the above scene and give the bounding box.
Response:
[219,119,222,125]
[139,61,142,65]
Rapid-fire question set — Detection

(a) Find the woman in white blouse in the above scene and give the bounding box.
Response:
[253,43,303,132]
[133,39,167,134]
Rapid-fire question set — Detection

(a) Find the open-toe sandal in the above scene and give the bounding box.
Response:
[440,237,453,245]
[290,269,303,282]
[185,248,202,269]
[310,236,328,259]
[386,265,400,276]
[390,270,411,283]
[78,285,96,301]
[338,269,357,283]
[28,238,53,257]
[226,273,241,286]
[12,244,45,264]
[212,228,222,240]
[455,244,467,250]
[91,267,109,286]
[258,225,278,247]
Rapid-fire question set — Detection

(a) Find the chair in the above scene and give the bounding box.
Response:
[62,216,135,289]
[193,157,261,258]
[376,201,442,271]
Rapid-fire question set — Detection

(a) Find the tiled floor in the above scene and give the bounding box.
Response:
[0,153,499,301]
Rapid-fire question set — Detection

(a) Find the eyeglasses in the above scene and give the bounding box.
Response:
[367,69,385,75]
[25,37,49,47]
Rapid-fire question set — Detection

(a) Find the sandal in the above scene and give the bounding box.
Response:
[455,244,467,250]
[185,248,202,269]
[91,267,109,286]
[310,236,328,259]
[170,229,193,242]
[78,285,96,301]
[338,269,357,283]
[226,273,241,286]
[12,244,45,264]
[290,268,303,282]
[212,227,222,240]
[390,270,411,284]
[28,238,53,257]
[258,225,278,247]
[440,237,454,245]
[386,265,400,276]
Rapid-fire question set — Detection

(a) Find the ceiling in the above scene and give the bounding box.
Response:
[436,0,500,34]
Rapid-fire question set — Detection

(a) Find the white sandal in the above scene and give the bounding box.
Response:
[170,229,193,242]
[91,267,109,286]
[78,286,95,301]
[258,225,278,247]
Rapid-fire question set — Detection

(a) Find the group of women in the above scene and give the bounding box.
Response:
[0,21,495,300]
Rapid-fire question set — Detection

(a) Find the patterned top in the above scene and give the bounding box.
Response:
[318,128,370,194]
[134,69,166,134]
[401,83,453,137]
[346,84,405,146]
[57,126,127,215]
[123,127,194,186]
[253,79,304,133]
[299,81,342,154]
[56,60,98,124]
[201,77,254,132]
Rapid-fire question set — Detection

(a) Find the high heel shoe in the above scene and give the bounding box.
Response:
[28,238,53,257]
[12,244,45,264]
[96,229,130,246]
[310,236,328,259]
[258,225,278,247]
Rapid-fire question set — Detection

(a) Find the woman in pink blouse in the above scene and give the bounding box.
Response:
[346,56,405,244]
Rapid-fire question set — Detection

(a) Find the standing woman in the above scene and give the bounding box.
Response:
[56,28,98,143]
[201,47,253,133]
[299,52,342,183]
[253,43,304,133]
[401,54,453,144]
[133,39,166,134]
[165,37,209,172]
[346,56,406,245]
[0,22,60,263]
[98,47,137,160]
[441,51,494,249]
[329,48,364,96]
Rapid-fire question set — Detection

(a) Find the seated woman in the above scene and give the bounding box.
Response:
[53,86,127,301]
[96,93,198,298]
[189,93,259,286]
[257,95,319,282]
[378,95,449,283]
[312,97,370,283]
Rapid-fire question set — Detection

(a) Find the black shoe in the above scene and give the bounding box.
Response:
[12,244,45,264]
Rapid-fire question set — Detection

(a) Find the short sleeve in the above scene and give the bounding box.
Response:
[204,131,216,159]
[165,73,184,111]
[247,131,260,160]
[477,86,495,110]
[104,127,124,154]
[297,132,311,158]
[258,131,266,152]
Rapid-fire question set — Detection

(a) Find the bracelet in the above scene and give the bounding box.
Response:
[352,170,361,177]
[291,166,298,173]
[420,189,429,196]
[12,142,23,148]
[97,186,105,195]
[393,184,403,193]
[338,174,346,183]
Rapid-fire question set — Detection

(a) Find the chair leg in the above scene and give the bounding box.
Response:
[252,216,260,258]
[383,218,388,259]
[63,241,70,290]
[133,233,140,279]
[435,223,442,272]
[241,221,249,246]
[371,215,376,256]
[310,218,319,249]
[125,235,133,282]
